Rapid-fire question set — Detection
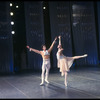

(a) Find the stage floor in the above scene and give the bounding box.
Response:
[0,67,100,99]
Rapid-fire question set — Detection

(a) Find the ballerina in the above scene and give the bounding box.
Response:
[26,37,57,86]
[56,36,88,87]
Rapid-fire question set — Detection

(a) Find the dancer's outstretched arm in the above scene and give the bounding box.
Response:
[72,54,88,59]
[26,46,41,55]
[48,37,57,53]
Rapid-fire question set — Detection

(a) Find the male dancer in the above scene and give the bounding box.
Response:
[26,37,57,85]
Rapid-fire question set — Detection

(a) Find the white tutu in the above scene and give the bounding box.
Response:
[56,52,74,76]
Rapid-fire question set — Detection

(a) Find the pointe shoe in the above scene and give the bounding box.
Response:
[45,79,49,84]
[40,82,44,86]
[65,84,67,87]
[64,82,68,87]
[61,73,64,76]
[83,54,88,57]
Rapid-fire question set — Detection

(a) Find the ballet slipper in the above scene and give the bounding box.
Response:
[45,79,49,84]
[40,82,44,86]
[40,78,44,86]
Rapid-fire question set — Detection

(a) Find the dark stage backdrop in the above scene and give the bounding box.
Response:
[24,1,99,71]
[49,1,98,67]
[97,2,100,63]
[49,1,73,68]
[0,2,13,73]
[24,2,45,71]
[71,1,98,65]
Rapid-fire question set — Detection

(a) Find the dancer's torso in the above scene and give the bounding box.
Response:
[41,50,50,60]
[57,49,64,59]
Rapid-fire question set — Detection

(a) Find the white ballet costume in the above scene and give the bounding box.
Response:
[40,50,50,85]
[56,49,74,76]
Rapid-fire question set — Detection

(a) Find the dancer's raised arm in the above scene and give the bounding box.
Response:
[58,36,61,46]
[48,37,57,53]
[57,36,64,52]
[26,46,41,55]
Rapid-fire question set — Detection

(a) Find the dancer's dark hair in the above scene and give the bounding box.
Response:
[41,44,46,49]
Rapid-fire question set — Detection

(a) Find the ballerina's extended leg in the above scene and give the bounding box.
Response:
[72,54,88,60]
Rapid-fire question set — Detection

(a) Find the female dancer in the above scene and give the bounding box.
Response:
[56,36,87,86]
[26,37,57,86]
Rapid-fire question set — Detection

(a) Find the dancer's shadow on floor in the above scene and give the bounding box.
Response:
[40,82,68,94]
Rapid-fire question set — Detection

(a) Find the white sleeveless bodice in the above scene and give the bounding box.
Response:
[56,49,64,59]
[43,50,50,56]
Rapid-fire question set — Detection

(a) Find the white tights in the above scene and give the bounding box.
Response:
[64,72,68,86]
[41,59,50,83]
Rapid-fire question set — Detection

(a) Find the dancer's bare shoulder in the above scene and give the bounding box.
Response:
[40,51,43,55]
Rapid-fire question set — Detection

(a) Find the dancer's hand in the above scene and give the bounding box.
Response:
[26,46,30,49]
[54,37,57,41]
[58,36,61,39]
